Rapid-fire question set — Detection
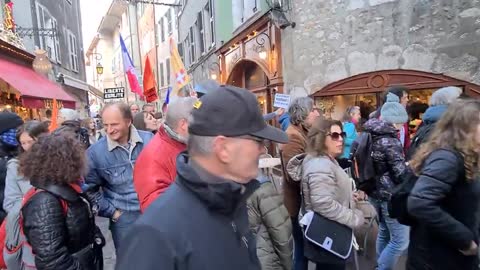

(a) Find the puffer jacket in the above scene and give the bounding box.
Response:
[363,118,407,201]
[22,184,101,270]
[287,154,364,229]
[247,178,292,270]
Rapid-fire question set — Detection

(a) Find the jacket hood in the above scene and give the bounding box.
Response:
[286,153,308,182]
[175,152,259,215]
[422,105,448,124]
[363,118,397,137]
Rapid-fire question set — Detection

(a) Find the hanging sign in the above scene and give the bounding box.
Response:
[104,87,125,100]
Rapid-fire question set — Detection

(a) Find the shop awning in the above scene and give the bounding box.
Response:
[0,57,75,108]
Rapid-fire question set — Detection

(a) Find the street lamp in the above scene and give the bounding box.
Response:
[255,32,272,60]
[209,62,221,81]
[96,62,104,75]
[90,53,103,75]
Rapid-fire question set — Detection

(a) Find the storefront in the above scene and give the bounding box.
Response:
[217,14,284,115]
[311,69,480,120]
[0,39,75,120]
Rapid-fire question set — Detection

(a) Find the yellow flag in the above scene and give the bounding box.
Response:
[169,37,191,96]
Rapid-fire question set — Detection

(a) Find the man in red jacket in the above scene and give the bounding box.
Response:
[134,97,197,212]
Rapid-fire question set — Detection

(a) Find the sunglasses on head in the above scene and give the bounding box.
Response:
[326,132,346,141]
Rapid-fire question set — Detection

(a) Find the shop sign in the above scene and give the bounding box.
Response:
[3,2,15,32]
[104,87,125,100]
[44,99,64,109]
[274,93,290,109]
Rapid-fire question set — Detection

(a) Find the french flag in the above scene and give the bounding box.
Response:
[120,35,143,97]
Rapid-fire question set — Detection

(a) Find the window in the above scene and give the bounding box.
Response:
[159,62,165,87]
[206,0,215,46]
[189,27,195,63]
[166,9,173,34]
[178,42,184,64]
[52,19,60,63]
[159,17,165,42]
[233,0,258,28]
[166,58,171,86]
[66,30,78,72]
[183,39,189,66]
[36,4,58,62]
[197,12,205,55]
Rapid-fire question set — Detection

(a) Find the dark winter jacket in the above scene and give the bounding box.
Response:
[22,184,101,270]
[406,105,447,160]
[116,152,261,270]
[363,118,408,201]
[407,149,480,270]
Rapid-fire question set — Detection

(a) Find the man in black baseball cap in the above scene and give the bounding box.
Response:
[117,85,287,270]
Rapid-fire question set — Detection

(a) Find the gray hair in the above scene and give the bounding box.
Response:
[165,97,197,129]
[59,108,79,121]
[430,86,462,106]
[288,97,314,125]
[187,134,216,156]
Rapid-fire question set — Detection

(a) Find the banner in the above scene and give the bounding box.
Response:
[169,37,190,96]
[143,55,159,103]
[120,35,143,97]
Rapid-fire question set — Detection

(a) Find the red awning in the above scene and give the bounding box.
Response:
[0,57,76,108]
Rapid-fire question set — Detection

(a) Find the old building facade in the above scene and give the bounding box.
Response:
[282,0,480,118]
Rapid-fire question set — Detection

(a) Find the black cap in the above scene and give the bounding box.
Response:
[0,112,23,134]
[189,85,288,144]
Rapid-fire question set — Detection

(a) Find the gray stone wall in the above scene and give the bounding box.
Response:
[282,0,480,98]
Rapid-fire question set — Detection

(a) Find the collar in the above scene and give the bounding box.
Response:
[163,123,187,144]
[107,125,143,152]
[32,183,82,203]
[175,152,259,215]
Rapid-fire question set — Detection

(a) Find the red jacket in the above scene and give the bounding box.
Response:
[133,126,186,212]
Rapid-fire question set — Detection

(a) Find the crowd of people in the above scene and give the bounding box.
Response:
[0,83,479,270]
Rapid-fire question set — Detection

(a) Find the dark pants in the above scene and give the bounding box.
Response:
[316,263,346,270]
[109,210,141,255]
[292,217,308,270]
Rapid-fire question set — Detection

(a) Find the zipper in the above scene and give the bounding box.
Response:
[231,221,249,249]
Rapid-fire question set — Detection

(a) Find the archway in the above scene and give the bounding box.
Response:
[227,59,271,114]
[311,69,480,119]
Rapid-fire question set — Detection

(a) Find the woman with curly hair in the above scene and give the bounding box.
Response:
[19,132,103,270]
[407,99,480,270]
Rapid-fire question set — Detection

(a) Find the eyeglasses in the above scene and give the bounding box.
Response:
[235,135,268,146]
[326,132,346,141]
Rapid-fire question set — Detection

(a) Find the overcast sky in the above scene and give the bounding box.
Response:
[80,0,112,51]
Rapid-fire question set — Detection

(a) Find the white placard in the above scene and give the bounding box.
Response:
[274,93,291,109]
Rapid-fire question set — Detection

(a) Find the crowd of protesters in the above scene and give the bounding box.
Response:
[0,83,478,270]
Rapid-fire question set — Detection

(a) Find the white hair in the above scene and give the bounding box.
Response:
[187,134,216,155]
[59,108,79,121]
[430,86,462,106]
[165,97,197,130]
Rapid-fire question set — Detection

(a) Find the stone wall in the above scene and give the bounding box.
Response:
[282,0,480,98]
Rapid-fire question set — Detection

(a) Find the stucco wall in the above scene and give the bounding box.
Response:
[282,0,480,98]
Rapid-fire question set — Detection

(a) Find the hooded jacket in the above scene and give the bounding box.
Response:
[247,177,292,270]
[363,118,407,200]
[116,152,261,270]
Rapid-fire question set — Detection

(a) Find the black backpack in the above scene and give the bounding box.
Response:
[405,122,435,160]
[388,149,464,226]
[350,132,377,193]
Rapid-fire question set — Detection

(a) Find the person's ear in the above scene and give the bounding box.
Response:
[213,136,234,164]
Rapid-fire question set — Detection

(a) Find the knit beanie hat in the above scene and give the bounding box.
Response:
[0,112,23,134]
[380,93,408,124]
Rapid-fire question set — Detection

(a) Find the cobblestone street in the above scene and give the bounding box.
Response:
[97,217,116,270]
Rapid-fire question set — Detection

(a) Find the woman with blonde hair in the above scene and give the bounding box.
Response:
[81,117,97,145]
[287,118,364,270]
[407,99,480,270]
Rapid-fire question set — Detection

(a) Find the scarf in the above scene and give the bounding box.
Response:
[164,124,187,144]
[0,129,18,147]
